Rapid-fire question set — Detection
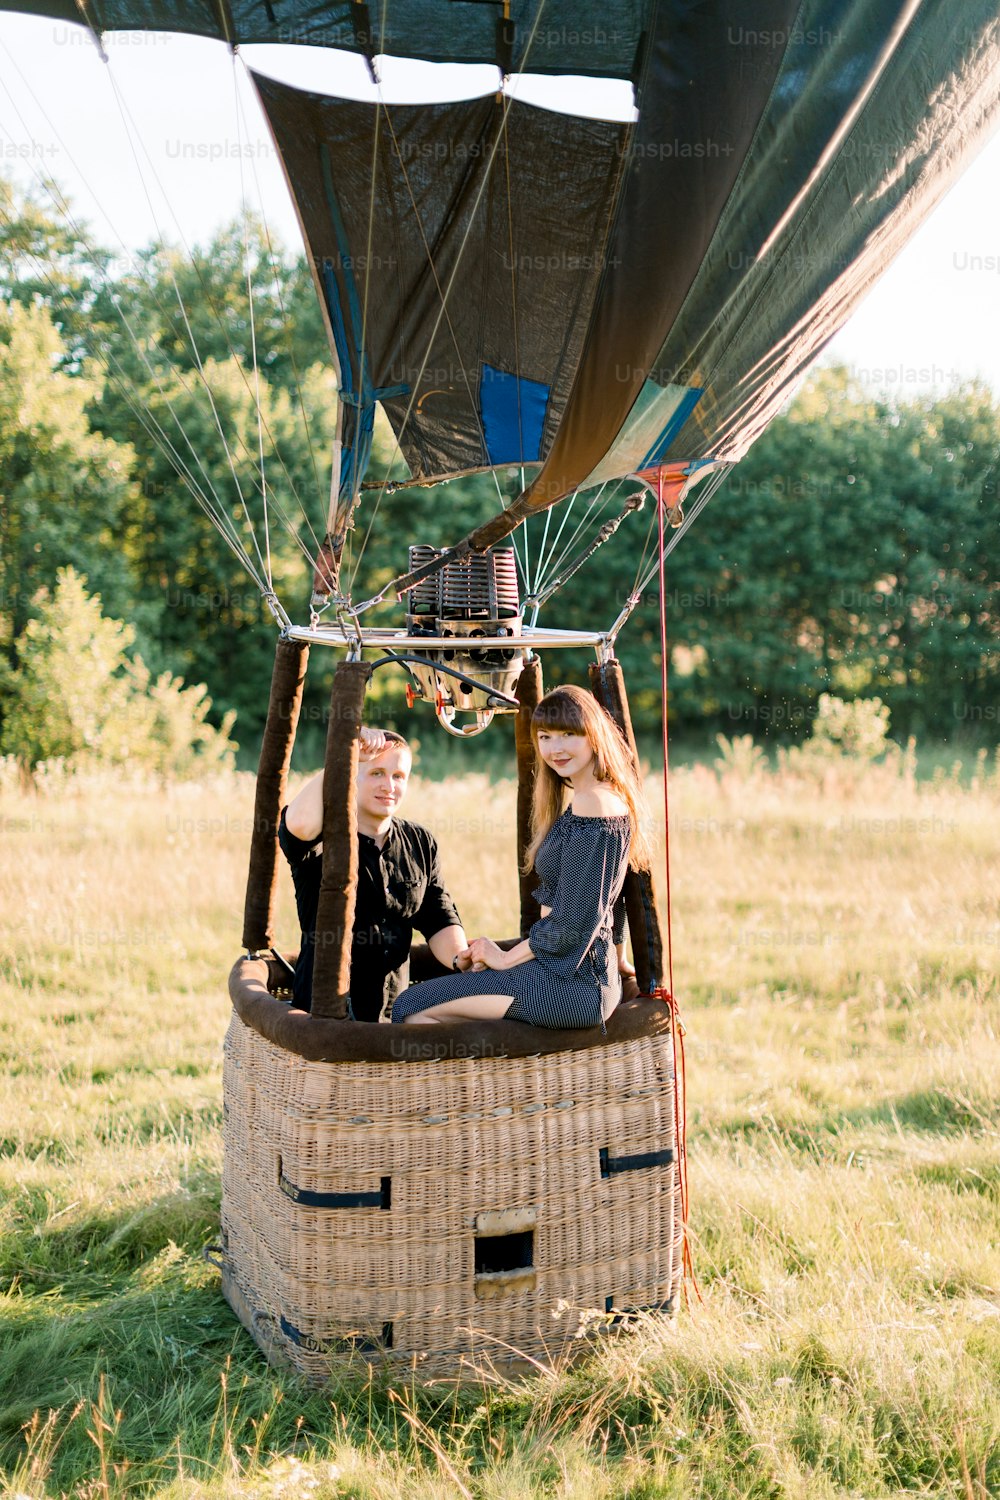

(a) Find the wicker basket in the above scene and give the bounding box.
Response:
[219,966,683,1380]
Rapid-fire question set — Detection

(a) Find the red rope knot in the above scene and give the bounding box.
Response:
[651,985,685,1033]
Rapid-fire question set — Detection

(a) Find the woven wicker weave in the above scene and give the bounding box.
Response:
[220,1006,683,1379]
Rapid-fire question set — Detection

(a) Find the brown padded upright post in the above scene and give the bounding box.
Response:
[514,657,544,937]
[242,636,310,953]
[311,659,371,1019]
[589,657,665,994]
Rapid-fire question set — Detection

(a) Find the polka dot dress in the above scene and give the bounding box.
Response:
[392,809,630,1028]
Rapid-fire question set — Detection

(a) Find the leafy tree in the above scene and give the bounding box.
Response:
[85,219,328,419]
[120,353,337,737]
[0,300,138,689]
[1,568,234,777]
[5,169,995,751]
[658,367,1000,740]
[0,177,105,369]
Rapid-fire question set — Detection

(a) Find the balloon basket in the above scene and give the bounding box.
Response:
[218,959,683,1381]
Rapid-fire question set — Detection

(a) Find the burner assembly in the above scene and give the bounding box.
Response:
[403,547,526,735]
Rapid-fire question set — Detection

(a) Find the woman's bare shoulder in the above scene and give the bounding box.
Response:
[572,786,629,819]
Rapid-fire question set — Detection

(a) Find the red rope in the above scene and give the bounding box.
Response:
[654,471,700,1304]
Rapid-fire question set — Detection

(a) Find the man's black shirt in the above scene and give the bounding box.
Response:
[278,809,461,1020]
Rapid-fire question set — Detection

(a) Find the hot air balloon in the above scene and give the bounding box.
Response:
[4,0,999,1376]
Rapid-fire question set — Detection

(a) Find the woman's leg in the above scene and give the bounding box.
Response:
[397,994,515,1025]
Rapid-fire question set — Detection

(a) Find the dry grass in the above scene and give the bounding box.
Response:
[1,748,998,1497]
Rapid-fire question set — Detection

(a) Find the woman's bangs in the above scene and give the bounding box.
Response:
[532,695,588,736]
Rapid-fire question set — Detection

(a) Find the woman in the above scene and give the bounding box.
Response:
[391,684,652,1028]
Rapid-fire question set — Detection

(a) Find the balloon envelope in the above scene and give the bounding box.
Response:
[5,0,1000,549]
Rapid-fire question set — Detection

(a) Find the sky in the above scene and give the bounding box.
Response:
[1,13,999,400]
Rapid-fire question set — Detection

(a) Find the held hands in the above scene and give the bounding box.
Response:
[457,938,508,973]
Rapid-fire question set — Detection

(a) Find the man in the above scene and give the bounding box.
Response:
[278,727,469,1019]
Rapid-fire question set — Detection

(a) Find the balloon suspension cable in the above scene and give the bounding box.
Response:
[535,479,613,590]
[352,0,556,598]
[654,476,700,1306]
[233,51,272,586]
[525,487,645,615]
[1,33,330,595]
[261,591,293,632]
[607,465,732,641]
[0,131,278,597]
[234,55,324,511]
[338,604,365,658]
[531,484,588,592]
[94,48,326,581]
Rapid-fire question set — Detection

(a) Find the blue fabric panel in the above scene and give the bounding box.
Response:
[640,387,705,468]
[319,148,411,502]
[320,144,366,378]
[320,263,354,397]
[480,365,549,466]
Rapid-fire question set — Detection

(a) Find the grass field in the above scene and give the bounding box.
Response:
[1,745,998,1498]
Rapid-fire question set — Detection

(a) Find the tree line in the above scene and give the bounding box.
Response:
[1,176,996,768]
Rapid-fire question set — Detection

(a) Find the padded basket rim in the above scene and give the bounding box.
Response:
[229,955,675,1063]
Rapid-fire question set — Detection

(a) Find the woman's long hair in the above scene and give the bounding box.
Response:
[523,684,653,872]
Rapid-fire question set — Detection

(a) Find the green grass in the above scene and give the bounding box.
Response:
[1,751,998,1498]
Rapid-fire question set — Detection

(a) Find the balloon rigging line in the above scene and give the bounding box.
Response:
[530,485,641,613]
[630,506,659,598]
[233,55,325,552]
[521,465,536,594]
[531,500,555,597]
[234,61,323,513]
[0,38,325,590]
[101,62,271,589]
[96,319,323,596]
[526,484,577,596]
[0,37,275,583]
[3,221,271,586]
[103,365,271,589]
[501,93,527,488]
[534,479,614,589]
[513,465,530,592]
[0,173,256,571]
[0,185,329,597]
[544,480,618,577]
[627,467,731,608]
[543,486,613,585]
[101,354,264,580]
[358,0,553,579]
[505,466,530,594]
[510,506,530,596]
[108,49,330,584]
[233,53,271,586]
[531,477,632,607]
[345,90,511,598]
[347,0,391,580]
[98,47,322,571]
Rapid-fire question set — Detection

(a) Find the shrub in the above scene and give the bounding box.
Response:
[0,567,235,779]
